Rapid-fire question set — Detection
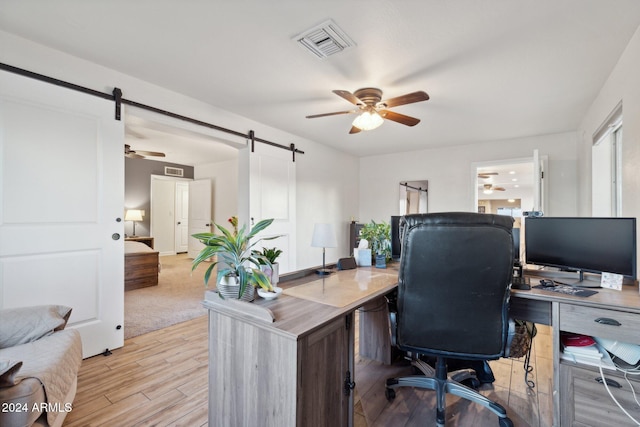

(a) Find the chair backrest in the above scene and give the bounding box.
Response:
[396,212,514,360]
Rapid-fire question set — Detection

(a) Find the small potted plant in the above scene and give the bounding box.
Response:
[191,217,280,301]
[359,220,391,268]
[253,247,283,286]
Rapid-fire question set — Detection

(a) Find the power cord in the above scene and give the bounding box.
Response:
[612,358,640,409]
[598,360,640,425]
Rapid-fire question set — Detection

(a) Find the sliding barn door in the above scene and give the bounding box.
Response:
[0,71,124,358]
[250,143,296,274]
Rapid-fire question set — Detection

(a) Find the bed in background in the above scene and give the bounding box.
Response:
[125,240,159,291]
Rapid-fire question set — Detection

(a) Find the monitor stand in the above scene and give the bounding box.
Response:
[551,271,601,288]
[524,268,601,288]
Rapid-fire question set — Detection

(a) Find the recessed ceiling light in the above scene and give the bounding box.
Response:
[509,171,516,175]
[514,184,520,188]
[508,199,515,203]
[512,178,518,182]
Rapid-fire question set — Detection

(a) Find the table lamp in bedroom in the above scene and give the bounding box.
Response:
[125,209,144,236]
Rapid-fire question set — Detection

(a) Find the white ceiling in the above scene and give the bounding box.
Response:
[477,162,533,201]
[2,0,640,165]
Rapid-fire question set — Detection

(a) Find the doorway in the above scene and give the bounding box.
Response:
[476,161,533,218]
[150,175,192,256]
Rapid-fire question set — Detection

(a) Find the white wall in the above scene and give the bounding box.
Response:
[577,26,640,218]
[359,132,579,223]
[576,26,640,278]
[195,158,239,230]
[295,141,360,269]
[0,31,360,272]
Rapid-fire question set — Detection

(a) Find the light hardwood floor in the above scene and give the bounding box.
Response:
[64,315,552,426]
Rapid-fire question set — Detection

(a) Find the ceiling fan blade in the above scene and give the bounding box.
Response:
[126,153,145,159]
[379,110,421,126]
[349,126,362,134]
[478,172,499,179]
[333,90,364,106]
[380,91,429,108]
[494,187,506,191]
[306,110,357,119]
[134,150,166,157]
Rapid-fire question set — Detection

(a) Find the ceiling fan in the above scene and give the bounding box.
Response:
[478,172,498,179]
[482,184,505,193]
[306,88,429,134]
[124,144,166,159]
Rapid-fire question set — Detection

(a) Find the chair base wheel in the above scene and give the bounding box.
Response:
[498,417,514,427]
[385,387,396,401]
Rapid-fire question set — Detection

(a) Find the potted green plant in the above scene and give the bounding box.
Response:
[253,247,283,286]
[359,220,391,268]
[191,217,280,301]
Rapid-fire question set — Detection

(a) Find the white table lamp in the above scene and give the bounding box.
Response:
[311,223,337,275]
[125,209,144,236]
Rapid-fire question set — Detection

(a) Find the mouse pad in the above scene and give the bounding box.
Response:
[533,284,598,297]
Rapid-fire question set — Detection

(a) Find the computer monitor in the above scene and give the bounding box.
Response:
[525,217,637,284]
[391,215,401,260]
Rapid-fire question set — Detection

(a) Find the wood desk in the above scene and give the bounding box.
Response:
[203,268,640,426]
[511,279,640,426]
[203,268,398,427]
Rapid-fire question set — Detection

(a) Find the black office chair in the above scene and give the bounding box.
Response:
[385,212,515,427]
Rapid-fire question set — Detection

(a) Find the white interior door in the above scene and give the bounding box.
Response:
[250,144,296,274]
[0,70,124,358]
[532,149,548,214]
[187,179,213,259]
[175,182,189,253]
[151,177,176,256]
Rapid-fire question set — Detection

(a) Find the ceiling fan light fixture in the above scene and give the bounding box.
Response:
[483,189,493,195]
[352,110,384,131]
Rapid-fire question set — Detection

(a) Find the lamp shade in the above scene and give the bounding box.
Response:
[311,223,337,248]
[352,110,384,131]
[125,209,144,222]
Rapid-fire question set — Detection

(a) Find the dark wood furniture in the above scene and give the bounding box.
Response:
[348,221,363,255]
[125,236,154,249]
[124,241,159,291]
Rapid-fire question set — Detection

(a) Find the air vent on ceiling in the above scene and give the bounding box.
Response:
[165,166,184,177]
[294,19,356,59]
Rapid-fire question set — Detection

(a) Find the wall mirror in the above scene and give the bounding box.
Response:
[399,180,428,214]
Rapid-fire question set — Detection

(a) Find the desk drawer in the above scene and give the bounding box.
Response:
[559,304,640,345]
[560,363,640,426]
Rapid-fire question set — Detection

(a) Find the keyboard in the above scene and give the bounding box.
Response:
[511,276,531,290]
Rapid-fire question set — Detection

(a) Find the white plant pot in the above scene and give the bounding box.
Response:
[271,263,280,286]
[260,263,280,286]
[217,275,254,302]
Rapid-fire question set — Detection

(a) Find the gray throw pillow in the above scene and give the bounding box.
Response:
[0,305,72,349]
